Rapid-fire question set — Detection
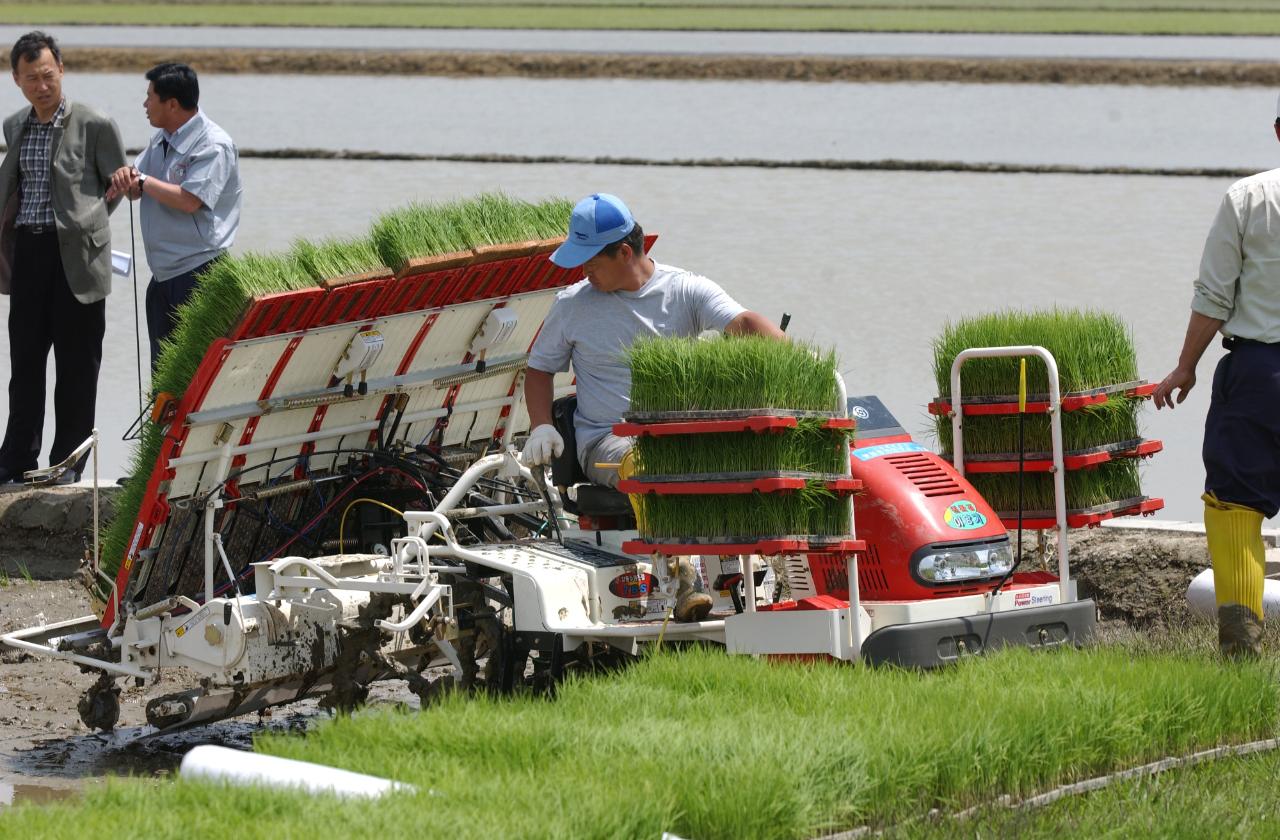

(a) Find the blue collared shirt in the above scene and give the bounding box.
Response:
[135,110,241,281]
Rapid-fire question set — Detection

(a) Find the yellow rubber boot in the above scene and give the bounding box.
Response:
[1203,492,1266,658]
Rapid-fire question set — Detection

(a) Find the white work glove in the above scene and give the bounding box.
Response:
[521,424,564,466]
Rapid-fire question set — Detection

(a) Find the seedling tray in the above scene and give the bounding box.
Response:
[623,536,866,556]
[956,438,1163,473]
[927,381,1156,417]
[619,472,862,495]
[997,496,1164,529]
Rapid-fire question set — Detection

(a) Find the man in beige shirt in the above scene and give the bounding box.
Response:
[1153,96,1280,658]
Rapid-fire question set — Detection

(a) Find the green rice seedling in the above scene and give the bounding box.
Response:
[635,418,855,476]
[5,646,1277,840]
[932,308,1139,398]
[967,459,1143,513]
[636,481,850,539]
[935,396,1141,455]
[628,336,840,414]
[291,236,387,282]
[370,192,572,270]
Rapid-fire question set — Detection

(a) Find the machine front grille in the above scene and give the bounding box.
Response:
[885,452,963,497]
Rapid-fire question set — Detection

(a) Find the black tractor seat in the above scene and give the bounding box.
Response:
[550,395,636,523]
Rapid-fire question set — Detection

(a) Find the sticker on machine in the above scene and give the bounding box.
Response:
[943,500,988,530]
[609,570,656,599]
[853,442,925,461]
[1014,591,1055,608]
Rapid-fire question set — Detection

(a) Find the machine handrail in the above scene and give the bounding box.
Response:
[948,345,1070,601]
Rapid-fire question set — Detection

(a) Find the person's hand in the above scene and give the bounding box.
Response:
[106,166,139,201]
[521,424,564,466]
[1153,366,1196,409]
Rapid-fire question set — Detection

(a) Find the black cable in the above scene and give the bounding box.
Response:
[128,199,143,413]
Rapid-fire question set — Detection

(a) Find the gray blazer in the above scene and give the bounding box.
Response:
[0,99,126,304]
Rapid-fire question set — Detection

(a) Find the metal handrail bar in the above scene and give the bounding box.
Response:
[949,346,1070,600]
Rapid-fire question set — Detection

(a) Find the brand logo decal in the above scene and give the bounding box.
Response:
[851,406,870,420]
[853,441,926,461]
[943,500,987,530]
[1014,591,1055,608]
[609,570,656,599]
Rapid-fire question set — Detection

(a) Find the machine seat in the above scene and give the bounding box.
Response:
[550,395,635,524]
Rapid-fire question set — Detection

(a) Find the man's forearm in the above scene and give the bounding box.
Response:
[524,368,556,428]
[1176,311,1225,373]
[141,176,203,213]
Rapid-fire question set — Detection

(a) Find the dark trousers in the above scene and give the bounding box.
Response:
[0,229,106,474]
[145,259,214,374]
[1203,339,1280,519]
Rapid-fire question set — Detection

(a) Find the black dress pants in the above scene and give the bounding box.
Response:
[0,229,105,474]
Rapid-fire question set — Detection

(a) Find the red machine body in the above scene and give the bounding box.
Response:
[836,396,1016,602]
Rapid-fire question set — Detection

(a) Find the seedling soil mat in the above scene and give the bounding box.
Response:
[616,414,854,437]
[619,473,861,495]
[997,496,1165,529]
[928,381,1155,416]
[624,536,865,555]
[958,438,1163,472]
[622,408,848,424]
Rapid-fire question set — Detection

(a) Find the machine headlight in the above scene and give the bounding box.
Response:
[915,543,1014,583]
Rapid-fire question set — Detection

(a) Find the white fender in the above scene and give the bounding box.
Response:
[180,745,415,799]
[1185,568,1280,620]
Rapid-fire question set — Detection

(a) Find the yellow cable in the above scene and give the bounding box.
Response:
[338,497,405,553]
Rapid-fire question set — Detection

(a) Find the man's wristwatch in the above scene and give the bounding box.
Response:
[136,171,147,192]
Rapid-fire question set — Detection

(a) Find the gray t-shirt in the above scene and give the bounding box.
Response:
[528,262,746,458]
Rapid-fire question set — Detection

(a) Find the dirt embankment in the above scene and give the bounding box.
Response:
[61,46,1280,87]
[0,486,120,582]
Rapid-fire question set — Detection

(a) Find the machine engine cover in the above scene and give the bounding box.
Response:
[845,396,1011,601]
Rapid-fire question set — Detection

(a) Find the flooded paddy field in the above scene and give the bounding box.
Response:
[5,25,1280,61]
[0,156,1253,523]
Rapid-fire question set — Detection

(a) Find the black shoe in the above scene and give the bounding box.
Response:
[0,465,26,484]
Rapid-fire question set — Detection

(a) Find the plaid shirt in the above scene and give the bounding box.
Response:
[15,99,65,228]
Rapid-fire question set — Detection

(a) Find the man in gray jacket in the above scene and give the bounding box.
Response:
[0,31,125,483]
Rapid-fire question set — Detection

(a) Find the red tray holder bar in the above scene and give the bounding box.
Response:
[927,381,1158,417]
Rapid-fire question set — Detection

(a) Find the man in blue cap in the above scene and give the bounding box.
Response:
[521,193,783,621]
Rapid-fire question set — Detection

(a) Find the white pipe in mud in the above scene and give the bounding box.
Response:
[180,745,415,799]
[1186,569,1280,619]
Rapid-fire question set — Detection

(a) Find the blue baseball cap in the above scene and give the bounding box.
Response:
[550,193,636,268]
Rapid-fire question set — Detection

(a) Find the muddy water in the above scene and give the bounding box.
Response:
[12,75,1277,171]
[9,25,1280,61]
[0,158,1255,523]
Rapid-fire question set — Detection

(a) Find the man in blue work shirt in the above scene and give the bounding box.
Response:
[108,62,241,372]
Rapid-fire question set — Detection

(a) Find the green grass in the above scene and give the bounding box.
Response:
[15,2,1280,34]
[636,418,854,476]
[3,645,1277,839]
[936,397,1142,456]
[933,308,1139,400]
[370,193,571,272]
[636,481,850,539]
[967,459,1142,513]
[291,236,388,282]
[97,193,572,601]
[628,337,839,415]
